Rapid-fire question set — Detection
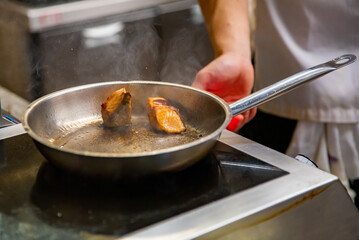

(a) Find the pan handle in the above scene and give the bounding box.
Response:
[229,54,357,116]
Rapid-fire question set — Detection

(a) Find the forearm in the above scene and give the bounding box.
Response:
[198,0,251,58]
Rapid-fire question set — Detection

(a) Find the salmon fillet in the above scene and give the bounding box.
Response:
[147,97,186,133]
[101,88,131,127]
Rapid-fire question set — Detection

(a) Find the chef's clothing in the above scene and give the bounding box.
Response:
[253,0,359,197]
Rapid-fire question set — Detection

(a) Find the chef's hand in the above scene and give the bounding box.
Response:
[192,52,257,132]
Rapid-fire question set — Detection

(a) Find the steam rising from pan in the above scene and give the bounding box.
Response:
[33,6,213,99]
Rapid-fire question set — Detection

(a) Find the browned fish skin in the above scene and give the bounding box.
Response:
[101,88,131,127]
[147,97,186,133]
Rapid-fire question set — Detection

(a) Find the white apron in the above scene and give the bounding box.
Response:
[254,0,359,196]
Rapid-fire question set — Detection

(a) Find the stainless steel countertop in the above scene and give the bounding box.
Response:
[0,0,196,32]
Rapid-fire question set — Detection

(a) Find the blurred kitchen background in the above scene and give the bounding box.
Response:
[0,0,218,121]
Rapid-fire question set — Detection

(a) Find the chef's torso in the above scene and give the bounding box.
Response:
[254,0,359,123]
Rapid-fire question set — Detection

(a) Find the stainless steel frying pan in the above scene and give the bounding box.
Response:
[22,54,356,178]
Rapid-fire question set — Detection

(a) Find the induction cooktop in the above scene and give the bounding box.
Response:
[0,133,287,239]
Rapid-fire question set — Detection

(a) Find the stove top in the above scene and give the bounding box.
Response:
[0,133,287,238]
[1,126,358,239]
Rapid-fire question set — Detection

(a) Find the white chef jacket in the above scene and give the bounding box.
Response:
[253,0,359,192]
[254,0,359,123]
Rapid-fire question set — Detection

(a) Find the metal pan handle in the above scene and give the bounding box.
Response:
[230,54,357,116]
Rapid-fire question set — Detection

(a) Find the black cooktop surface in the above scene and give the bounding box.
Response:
[0,133,287,239]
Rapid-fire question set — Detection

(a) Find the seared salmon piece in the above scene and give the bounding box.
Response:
[101,88,131,127]
[147,97,186,133]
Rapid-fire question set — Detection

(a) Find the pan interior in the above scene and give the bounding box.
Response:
[51,116,202,153]
[25,82,229,155]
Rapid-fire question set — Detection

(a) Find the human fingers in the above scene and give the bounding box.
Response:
[192,69,211,90]
[247,107,257,122]
[193,53,247,92]
[226,107,257,132]
[226,115,244,132]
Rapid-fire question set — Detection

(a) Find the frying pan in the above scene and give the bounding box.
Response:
[22,54,356,178]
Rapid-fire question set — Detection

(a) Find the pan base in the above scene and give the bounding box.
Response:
[51,116,202,154]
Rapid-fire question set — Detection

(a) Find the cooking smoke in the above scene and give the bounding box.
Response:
[158,5,213,86]
[35,4,213,98]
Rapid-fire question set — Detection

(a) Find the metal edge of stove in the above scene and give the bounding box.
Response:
[0,123,26,140]
[120,130,359,240]
[0,100,15,128]
[0,116,13,128]
[0,0,197,32]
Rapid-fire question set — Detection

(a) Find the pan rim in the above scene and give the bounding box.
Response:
[22,81,232,158]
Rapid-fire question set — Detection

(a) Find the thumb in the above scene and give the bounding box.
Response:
[192,69,213,90]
